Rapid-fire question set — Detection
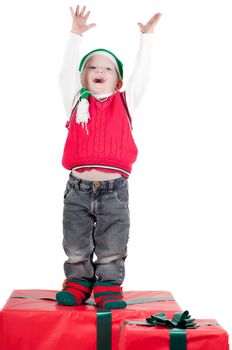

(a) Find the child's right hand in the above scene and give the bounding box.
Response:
[70,5,96,35]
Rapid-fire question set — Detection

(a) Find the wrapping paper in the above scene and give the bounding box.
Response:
[0,289,181,350]
[118,318,229,350]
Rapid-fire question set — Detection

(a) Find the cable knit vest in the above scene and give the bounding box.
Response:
[62,91,138,177]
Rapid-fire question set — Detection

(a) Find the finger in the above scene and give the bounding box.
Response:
[86,23,96,30]
[152,13,162,26]
[145,13,162,29]
[137,23,145,33]
[70,7,75,18]
[80,5,86,17]
[75,5,80,16]
[148,13,162,24]
[84,10,90,21]
[152,13,162,24]
[154,13,162,20]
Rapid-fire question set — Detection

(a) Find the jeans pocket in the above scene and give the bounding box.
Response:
[114,186,129,208]
[63,181,74,201]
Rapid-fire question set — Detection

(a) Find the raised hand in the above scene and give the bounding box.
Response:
[137,13,162,33]
[70,5,96,35]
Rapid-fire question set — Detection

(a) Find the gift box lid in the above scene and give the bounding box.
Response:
[0,289,182,350]
[118,316,230,350]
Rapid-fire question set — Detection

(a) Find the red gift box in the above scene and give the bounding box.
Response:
[0,289,181,350]
[118,317,229,350]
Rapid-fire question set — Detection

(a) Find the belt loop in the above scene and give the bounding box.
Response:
[77,179,81,190]
[110,180,114,192]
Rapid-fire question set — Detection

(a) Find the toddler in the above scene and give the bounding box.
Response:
[56,5,162,308]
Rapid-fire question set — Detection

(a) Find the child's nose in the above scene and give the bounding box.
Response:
[96,67,105,73]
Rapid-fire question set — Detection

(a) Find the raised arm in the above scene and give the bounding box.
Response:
[59,5,96,119]
[126,13,162,114]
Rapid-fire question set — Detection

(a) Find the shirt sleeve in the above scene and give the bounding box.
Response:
[59,32,83,119]
[125,33,154,114]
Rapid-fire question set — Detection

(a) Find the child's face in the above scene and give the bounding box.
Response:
[81,55,120,94]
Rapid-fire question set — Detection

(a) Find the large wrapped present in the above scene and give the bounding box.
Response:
[0,289,181,350]
[118,310,230,350]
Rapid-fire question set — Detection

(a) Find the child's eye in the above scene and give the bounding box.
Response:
[106,67,112,71]
[87,66,96,69]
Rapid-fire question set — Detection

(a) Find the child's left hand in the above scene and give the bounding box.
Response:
[138,13,162,33]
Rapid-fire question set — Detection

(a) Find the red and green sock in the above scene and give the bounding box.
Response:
[56,279,93,306]
[93,281,127,309]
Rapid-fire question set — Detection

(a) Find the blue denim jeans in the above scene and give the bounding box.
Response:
[62,173,130,285]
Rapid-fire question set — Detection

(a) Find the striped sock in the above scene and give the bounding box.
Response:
[93,282,127,309]
[56,279,93,306]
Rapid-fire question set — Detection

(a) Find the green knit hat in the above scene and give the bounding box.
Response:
[79,48,123,79]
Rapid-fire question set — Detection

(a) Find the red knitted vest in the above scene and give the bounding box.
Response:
[62,91,138,177]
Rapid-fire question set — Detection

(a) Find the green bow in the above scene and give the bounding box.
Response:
[145,311,197,350]
[146,310,197,329]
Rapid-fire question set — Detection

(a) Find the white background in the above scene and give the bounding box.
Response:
[0,0,231,344]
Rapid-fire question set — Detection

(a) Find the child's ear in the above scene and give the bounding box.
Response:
[80,76,84,86]
[80,71,85,86]
[116,79,123,90]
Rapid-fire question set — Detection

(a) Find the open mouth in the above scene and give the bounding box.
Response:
[93,77,105,83]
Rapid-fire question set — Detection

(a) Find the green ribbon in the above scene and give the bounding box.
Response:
[10,295,56,301]
[96,309,112,350]
[10,295,174,305]
[169,328,186,350]
[126,297,175,305]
